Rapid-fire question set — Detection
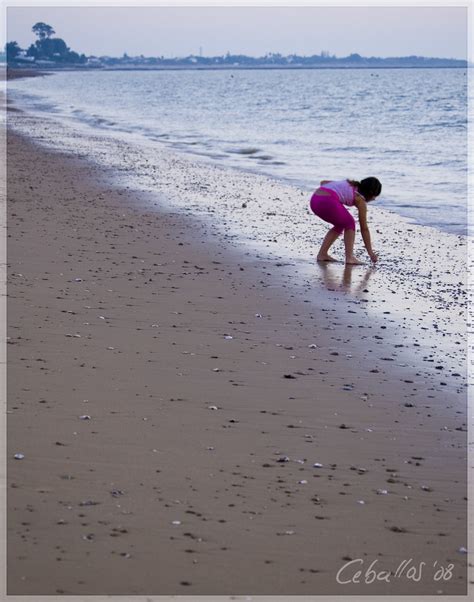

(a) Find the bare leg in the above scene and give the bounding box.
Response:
[344,229,364,265]
[317,227,341,261]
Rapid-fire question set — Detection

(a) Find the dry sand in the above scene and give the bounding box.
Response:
[6,127,467,596]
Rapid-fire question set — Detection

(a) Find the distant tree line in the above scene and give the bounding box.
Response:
[95,50,467,69]
[3,22,468,69]
[6,22,87,65]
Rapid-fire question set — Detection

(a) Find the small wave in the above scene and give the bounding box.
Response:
[322,146,370,153]
[427,160,464,167]
[419,120,466,131]
[250,154,274,161]
[147,133,170,140]
[228,147,261,155]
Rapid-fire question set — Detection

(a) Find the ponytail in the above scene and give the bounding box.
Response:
[347,179,361,188]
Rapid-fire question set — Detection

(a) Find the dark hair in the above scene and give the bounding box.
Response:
[348,177,382,201]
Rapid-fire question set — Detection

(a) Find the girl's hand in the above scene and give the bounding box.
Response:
[369,251,378,263]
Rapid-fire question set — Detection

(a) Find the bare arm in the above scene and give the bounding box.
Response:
[354,195,378,262]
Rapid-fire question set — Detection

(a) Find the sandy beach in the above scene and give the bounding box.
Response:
[6,113,468,597]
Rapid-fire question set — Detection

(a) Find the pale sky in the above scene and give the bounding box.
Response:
[5,5,468,60]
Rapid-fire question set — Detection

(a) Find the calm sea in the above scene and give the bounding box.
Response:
[8,68,468,235]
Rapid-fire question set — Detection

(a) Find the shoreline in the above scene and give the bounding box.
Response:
[2,68,53,80]
[4,65,468,74]
[6,115,468,596]
[5,101,467,352]
[7,69,468,239]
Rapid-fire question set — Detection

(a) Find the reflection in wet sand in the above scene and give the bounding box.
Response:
[316,261,377,295]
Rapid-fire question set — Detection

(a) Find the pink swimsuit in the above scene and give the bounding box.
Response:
[309,180,357,233]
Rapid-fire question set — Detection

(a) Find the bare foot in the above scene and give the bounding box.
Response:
[345,256,364,265]
[317,254,338,262]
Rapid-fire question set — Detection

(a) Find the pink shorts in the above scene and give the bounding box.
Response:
[310,188,356,234]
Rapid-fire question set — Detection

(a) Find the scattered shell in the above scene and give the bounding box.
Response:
[208,405,219,410]
[357,500,366,505]
[172,520,181,525]
[313,463,324,468]
[14,453,25,460]
[298,480,308,485]
[79,415,91,420]
[277,456,290,463]
[389,526,407,533]
[276,530,295,536]
[308,344,318,349]
[376,489,388,495]
[255,313,263,318]
[458,546,468,554]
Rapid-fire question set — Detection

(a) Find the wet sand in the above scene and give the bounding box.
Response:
[6,128,468,596]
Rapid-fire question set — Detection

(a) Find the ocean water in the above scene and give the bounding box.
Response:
[7,67,468,235]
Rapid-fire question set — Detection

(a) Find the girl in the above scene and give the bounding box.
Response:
[309,177,382,265]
